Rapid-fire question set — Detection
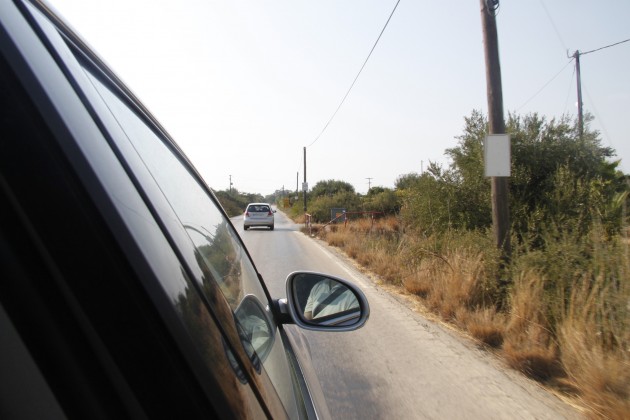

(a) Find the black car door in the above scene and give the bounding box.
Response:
[1,0,288,418]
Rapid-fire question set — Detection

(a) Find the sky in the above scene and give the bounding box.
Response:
[46,0,629,196]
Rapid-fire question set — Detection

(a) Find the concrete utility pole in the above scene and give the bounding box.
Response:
[480,0,511,259]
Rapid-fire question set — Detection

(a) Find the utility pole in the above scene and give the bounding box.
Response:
[366,177,373,191]
[480,0,511,260]
[303,147,307,212]
[569,37,630,139]
[229,175,233,193]
[573,50,584,139]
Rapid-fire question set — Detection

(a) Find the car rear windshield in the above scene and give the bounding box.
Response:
[248,205,269,212]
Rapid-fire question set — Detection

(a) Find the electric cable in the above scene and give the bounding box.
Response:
[516,60,573,112]
[306,0,401,148]
[539,0,567,52]
[581,38,630,56]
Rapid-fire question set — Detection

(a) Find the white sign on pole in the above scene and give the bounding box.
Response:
[484,134,511,177]
[302,182,308,192]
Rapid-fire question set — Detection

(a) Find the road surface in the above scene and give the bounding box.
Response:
[234,209,581,419]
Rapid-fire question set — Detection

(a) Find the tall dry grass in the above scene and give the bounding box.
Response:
[555,236,630,419]
[309,215,630,419]
[503,270,561,383]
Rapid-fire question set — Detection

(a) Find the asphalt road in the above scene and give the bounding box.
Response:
[234,209,581,419]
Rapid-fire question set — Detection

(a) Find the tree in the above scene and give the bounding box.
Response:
[308,191,362,222]
[213,189,264,217]
[506,112,625,239]
[366,186,386,196]
[398,164,466,233]
[395,173,422,190]
[444,112,493,230]
[399,110,627,239]
[442,110,626,240]
[364,187,400,215]
[310,180,355,198]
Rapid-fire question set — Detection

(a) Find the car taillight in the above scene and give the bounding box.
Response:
[268,211,272,216]
[245,212,250,217]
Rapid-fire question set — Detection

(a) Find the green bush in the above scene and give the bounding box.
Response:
[307,191,362,222]
[364,187,400,215]
[213,189,264,217]
[399,110,628,244]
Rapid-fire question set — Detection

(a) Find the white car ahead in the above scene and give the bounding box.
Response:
[243,203,276,230]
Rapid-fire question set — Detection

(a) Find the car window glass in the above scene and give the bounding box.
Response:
[81,69,298,416]
[250,205,269,212]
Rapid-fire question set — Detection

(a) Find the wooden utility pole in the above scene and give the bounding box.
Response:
[573,50,584,139]
[480,0,511,259]
[303,147,307,212]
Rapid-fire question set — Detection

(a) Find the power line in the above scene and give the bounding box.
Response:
[567,37,630,138]
[581,38,630,56]
[306,0,402,148]
[518,37,630,116]
[516,60,573,112]
[539,0,567,52]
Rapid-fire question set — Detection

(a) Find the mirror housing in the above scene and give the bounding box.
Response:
[276,271,369,332]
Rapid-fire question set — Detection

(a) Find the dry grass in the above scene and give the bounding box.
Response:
[556,272,630,419]
[501,270,561,381]
[305,215,630,418]
[459,308,506,348]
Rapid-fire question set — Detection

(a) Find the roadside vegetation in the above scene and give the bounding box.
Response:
[213,189,264,217]
[283,111,629,419]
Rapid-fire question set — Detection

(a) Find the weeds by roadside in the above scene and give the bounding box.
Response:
[303,215,630,419]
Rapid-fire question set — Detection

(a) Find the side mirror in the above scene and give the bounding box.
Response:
[277,271,369,332]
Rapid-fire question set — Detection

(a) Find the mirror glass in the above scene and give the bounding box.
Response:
[234,295,274,367]
[292,274,361,326]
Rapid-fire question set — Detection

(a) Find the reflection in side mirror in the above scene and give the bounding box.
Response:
[299,277,359,324]
[284,272,369,332]
[234,295,275,367]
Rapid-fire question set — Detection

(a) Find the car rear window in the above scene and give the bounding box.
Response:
[248,205,269,213]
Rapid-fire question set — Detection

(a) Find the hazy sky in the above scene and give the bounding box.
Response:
[47,0,629,195]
